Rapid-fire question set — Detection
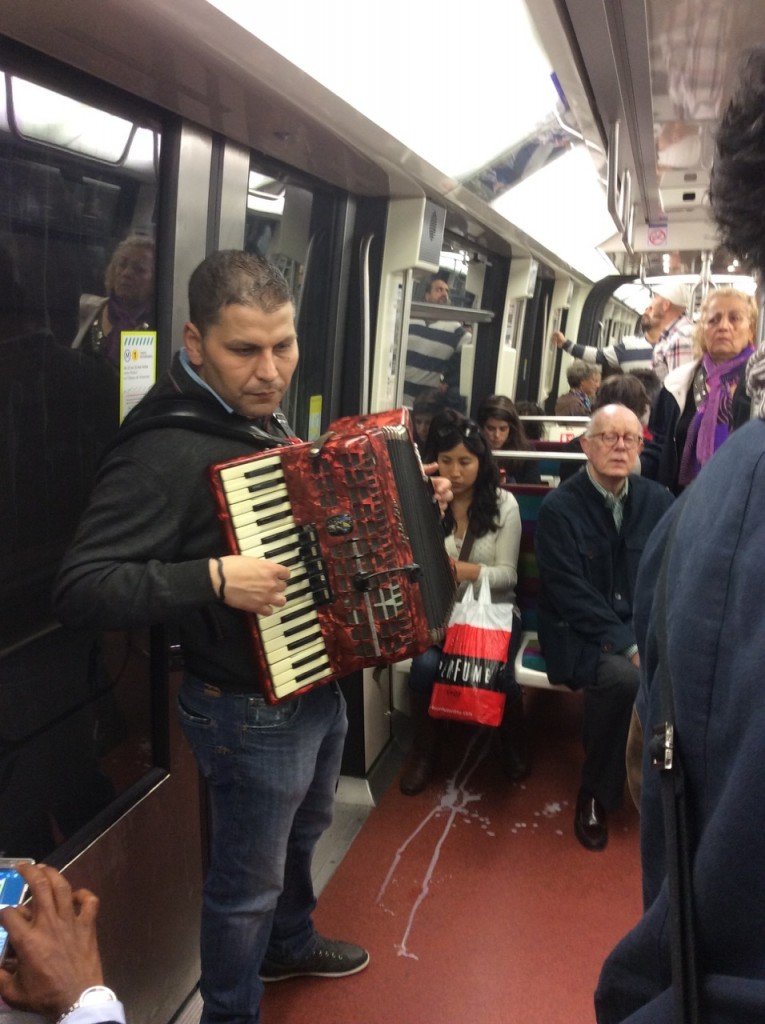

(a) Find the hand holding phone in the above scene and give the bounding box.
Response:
[0,860,35,965]
[0,863,107,1019]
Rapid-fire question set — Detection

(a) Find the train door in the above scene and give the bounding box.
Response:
[514,272,556,402]
[242,155,392,781]
[0,43,204,1023]
[369,199,505,421]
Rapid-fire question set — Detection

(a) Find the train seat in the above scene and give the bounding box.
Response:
[506,483,569,692]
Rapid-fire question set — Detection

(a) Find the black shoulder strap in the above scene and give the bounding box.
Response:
[105,396,294,457]
[460,526,478,564]
[649,498,701,1024]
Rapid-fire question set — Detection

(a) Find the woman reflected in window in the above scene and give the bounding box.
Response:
[73,235,155,366]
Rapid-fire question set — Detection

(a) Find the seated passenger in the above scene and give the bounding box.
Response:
[73,235,155,366]
[476,393,542,485]
[626,368,661,421]
[535,404,673,851]
[399,411,528,795]
[558,375,650,484]
[411,387,446,449]
[555,360,601,415]
[642,287,756,493]
[515,400,545,440]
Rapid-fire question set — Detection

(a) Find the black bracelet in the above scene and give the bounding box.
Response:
[216,557,226,603]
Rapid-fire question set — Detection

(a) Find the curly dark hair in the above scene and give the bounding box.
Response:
[709,47,765,272]
[424,409,500,539]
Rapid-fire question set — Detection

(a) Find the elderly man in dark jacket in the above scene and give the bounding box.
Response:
[535,404,673,851]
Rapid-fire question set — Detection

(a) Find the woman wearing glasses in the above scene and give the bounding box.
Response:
[643,287,756,493]
[399,410,527,795]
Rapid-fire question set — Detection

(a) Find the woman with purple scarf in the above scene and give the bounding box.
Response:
[73,235,154,367]
[641,286,757,493]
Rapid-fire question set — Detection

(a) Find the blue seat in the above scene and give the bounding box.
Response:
[505,484,569,692]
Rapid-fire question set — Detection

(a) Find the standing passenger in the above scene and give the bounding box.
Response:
[643,280,695,381]
[642,286,756,493]
[596,45,765,1023]
[54,252,369,1024]
[404,274,471,406]
[551,304,659,374]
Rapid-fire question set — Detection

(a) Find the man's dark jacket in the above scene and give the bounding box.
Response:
[535,469,673,689]
[54,352,292,692]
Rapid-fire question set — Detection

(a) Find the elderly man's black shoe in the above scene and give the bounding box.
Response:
[574,790,608,851]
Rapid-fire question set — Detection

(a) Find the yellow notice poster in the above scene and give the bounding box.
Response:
[120,330,157,422]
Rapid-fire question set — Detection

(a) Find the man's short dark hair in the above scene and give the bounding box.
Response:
[188,251,293,334]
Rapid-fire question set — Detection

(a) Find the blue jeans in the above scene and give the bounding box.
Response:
[178,676,347,1024]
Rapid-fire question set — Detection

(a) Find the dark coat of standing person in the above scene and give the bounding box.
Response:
[596,45,765,1024]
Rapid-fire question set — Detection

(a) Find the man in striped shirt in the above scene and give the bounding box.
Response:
[551,309,658,374]
[404,276,471,406]
[551,278,696,382]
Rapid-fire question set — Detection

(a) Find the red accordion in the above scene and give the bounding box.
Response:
[210,410,455,703]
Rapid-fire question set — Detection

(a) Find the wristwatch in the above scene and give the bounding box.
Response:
[56,986,118,1023]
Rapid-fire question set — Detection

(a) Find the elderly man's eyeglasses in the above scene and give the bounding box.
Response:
[588,432,644,450]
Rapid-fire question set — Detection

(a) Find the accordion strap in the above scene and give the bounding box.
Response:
[106,396,295,456]
[649,499,701,1024]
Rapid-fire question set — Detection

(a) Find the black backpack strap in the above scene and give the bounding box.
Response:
[648,498,701,1024]
[106,396,294,456]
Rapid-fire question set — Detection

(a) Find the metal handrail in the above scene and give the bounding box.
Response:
[492,449,587,462]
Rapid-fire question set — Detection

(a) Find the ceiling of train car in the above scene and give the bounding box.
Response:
[558,0,765,278]
[209,0,620,281]
[7,0,763,287]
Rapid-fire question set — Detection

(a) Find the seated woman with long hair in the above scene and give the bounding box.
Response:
[475,394,542,485]
[399,410,529,795]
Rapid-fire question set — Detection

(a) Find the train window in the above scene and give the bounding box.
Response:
[245,155,342,436]
[0,66,161,860]
[245,166,310,313]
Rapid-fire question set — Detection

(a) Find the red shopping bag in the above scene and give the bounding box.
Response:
[429,577,512,727]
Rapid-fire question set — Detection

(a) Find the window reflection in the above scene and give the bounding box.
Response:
[0,69,160,859]
[245,163,313,425]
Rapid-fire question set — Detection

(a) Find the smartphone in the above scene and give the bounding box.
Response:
[0,859,35,964]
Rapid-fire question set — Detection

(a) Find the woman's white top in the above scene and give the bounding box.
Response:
[444,488,521,605]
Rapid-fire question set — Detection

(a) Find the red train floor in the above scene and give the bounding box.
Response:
[263,690,643,1024]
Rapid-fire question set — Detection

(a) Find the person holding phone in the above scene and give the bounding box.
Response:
[0,862,123,1023]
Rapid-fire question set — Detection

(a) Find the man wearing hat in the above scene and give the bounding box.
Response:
[644,278,694,380]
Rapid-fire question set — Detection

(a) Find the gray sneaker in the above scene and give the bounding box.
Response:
[260,936,370,982]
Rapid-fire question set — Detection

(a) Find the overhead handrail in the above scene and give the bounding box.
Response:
[519,415,590,424]
[492,449,587,462]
